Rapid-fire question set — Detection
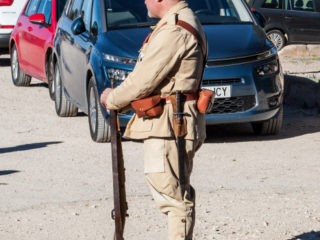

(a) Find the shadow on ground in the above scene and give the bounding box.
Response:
[29,82,48,88]
[205,106,320,143]
[0,57,10,67]
[289,231,320,240]
[0,170,20,176]
[284,74,320,109]
[0,142,63,154]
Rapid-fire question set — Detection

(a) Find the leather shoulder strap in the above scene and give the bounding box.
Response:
[175,20,208,91]
[176,20,207,59]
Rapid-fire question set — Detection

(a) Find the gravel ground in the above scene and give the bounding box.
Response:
[0,47,320,240]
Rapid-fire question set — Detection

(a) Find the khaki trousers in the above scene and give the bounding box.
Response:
[143,138,201,240]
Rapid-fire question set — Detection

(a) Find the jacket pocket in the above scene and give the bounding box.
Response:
[130,116,153,132]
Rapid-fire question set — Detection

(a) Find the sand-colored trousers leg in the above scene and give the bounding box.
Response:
[143,138,202,240]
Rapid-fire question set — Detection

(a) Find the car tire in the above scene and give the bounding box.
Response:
[48,56,55,100]
[87,77,111,142]
[267,30,286,51]
[251,105,283,136]
[54,63,78,117]
[11,45,31,86]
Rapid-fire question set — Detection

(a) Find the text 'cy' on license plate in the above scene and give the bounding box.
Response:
[202,85,231,99]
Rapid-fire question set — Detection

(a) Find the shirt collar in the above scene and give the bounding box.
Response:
[154,1,189,29]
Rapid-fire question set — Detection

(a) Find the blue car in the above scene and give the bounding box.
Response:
[53,0,284,142]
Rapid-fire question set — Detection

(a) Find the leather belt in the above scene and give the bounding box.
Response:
[162,93,198,104]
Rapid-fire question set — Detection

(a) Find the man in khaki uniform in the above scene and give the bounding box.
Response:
[100,0,207,239]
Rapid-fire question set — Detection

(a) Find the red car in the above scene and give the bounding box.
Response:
[9,0,67,99]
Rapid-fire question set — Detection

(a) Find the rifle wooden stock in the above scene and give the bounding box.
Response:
[174,91,187,199]
[110,109,127,240]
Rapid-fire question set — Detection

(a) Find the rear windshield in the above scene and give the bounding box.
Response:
[105,0,254,30]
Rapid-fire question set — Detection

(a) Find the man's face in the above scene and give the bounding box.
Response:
[145,0,160,18]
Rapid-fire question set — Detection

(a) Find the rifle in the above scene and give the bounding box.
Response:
[110,86,128,240]
[173,90,188,199]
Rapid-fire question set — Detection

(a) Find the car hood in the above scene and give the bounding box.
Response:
[98,24,273,61]
[204,24,274,59]
[98,28,152,59]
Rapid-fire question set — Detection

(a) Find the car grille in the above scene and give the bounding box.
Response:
[203,78,242,85]
[206,51,272,67]
[209,95,256,114]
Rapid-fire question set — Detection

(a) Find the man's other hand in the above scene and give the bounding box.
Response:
[100,88,112,109]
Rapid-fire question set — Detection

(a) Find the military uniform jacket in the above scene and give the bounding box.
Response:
[106,1,207,142]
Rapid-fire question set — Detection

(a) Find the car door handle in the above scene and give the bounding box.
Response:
[27,26,33,32]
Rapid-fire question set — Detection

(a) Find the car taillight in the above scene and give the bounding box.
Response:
[0,25,15,29]
[0,0,14,6]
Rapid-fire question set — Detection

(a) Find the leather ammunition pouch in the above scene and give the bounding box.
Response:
[197,89,215,114]
[131,95,164,118]
[131,93,197,118]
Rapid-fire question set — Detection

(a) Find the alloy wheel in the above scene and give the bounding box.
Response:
[89,87,97,134]
[11,48,19,81]
[55,66,61,110]
[268,31,284,50]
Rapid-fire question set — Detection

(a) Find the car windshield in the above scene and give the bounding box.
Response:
[57,0,67,20]
[105,0,253,30]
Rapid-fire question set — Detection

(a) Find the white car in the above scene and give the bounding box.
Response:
[0,0,27,54]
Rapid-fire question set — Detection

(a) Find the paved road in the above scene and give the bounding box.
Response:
[1,53,320,240]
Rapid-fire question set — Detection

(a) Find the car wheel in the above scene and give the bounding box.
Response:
[11,45,31,86]
[54,63,78,117]
[48,56,55,100]
[267,30,286,51]
[251,105,283,136]
[87,77,111,142]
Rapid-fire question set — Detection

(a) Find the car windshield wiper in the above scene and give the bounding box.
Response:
[108,22,156,30]
[201,22,253,25]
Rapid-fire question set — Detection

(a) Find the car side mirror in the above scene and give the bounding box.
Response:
[71,17,86,35]
[91,21,98,36]
[28,13,46,25]
[251,9,266,28]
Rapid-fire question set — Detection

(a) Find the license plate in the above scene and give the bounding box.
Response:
[203,85,231,98]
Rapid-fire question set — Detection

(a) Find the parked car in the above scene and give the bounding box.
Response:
[249,0,320,50]
[53,0,284,142]
[0,0,27,54]
[9,0,67,100]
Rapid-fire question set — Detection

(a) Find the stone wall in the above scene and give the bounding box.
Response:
[279,44,320,57]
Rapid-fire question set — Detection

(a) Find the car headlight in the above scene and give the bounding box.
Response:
[103,53,136,65]
[255,59,279,77]
[257,47,277,60]
[104,67,132,86]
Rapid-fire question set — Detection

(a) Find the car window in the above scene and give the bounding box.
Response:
[66,0,83,20]
[285,0,290,9]
[262,0,282,8]
[91,0,102,35]
[290,0,315,10]
[105,0,253,30]
[80,0,93,32]
[57,0,68,20]
[25,0,41,16]
[38,0,52,24]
